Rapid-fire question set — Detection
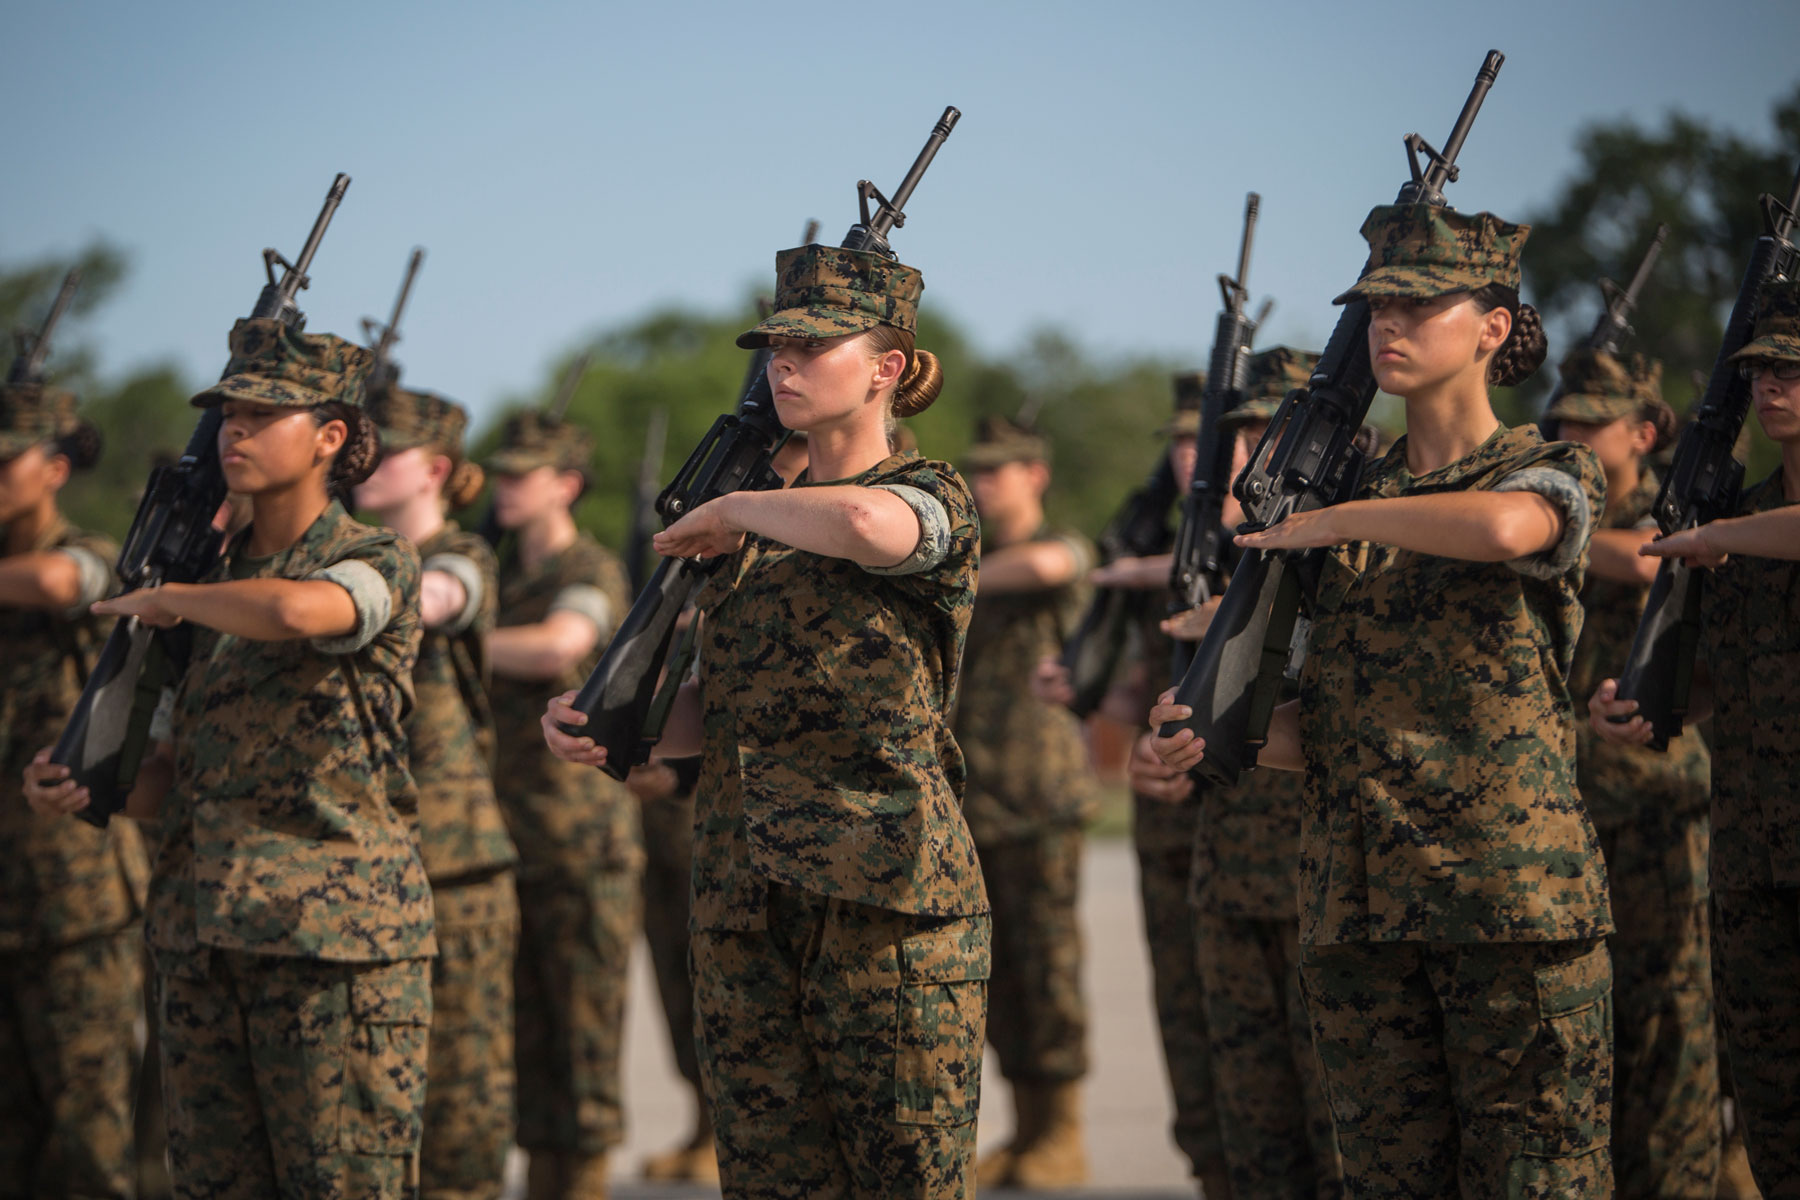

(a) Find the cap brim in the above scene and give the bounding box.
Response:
[0,432,42,459]
[736,306,886,349]
[1332,267,1485,306]
[964,446,1044,470]
[1726,334,1800,364]
[483,449,560,475]
[1542,394,1639,424]
[191,374,333,409]
[377,427,429,452]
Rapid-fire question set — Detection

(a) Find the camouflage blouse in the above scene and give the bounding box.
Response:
[146,501,436,963]
[955,527,1099,844]
[1566,469,1710,829]
[690,451,986,931]
[0,520,149,952]
[1702,467,1800,891]
[410,524,516,884]
[489,533,641,883]
[1297,425,1613,945]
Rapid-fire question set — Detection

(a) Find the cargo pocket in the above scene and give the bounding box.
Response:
[1506,943,1613,1199]
[340,958,432,1155]
[894,916,990,1127]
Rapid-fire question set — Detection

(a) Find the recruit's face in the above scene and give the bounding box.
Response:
[1170,434,1198,492]
[970,459,1048,524]
[490,464,580,529]
[1556,416,1655,476]
[0,444,68,524]
[354,445,444,514]
[1367,292,1509,398]
[1751,364,1800,444]
[765,332,903,437]
[217,400,344,495]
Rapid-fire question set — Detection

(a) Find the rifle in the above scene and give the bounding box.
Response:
[52,174,352,826]
[362,246,425,392]
[1540,224,1668,425]
[476,350,592,547]
[1167,192,1263,679]
[1158,51,1505,786]
[557,106,962,778]
[8,269,82,385]
[1610,160,1800,748]
[623,407,669,591]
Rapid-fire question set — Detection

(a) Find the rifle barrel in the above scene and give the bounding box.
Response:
[868,107,960,239]
[548,351,594,422]
[1234,193,1261,294]
[292,175,351,283]
[11,268,82,384]
[1434,51,1504,185]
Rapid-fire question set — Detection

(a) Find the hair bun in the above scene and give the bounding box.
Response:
[58,421,104,471]
[1489,301,1547,388]
[446,459,486,510]
[892,348,943,418]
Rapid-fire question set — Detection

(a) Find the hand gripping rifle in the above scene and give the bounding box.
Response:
[1167,192,1263,680]
[1609,161,1800,749]
[1157,51,1505,786]
[1541,224,1669,426]
[557,106,961,779]
[52,174,352,825]
[8,269,82,385]
[362,246,425,393]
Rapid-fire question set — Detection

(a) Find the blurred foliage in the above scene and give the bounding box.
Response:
[1520,84,1800,478]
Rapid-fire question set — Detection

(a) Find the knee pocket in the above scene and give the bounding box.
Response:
[1510,944,1612,1161]
[341,960,432,1156]
[894,917,990,1127]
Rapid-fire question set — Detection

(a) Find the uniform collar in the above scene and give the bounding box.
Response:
[1370,423,1540,494]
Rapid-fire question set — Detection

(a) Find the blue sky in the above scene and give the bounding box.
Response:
[6,0,1796,425]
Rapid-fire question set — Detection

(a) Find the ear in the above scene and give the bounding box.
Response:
[427,452,455,490]
[41,449,73,491]
[1627,419,1658,456]
[314,417,349,460]
[1025,459,1052,496]
[1476,303,1513,357]
[554,467,586,508]
[871,348,908,392]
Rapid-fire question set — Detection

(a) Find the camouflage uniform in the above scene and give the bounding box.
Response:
[486,413,643,1164]
[1707,283,1800,1194]
[1549,354,1720,1199]
[1300,208,1615,1198]
[957,417,1098,1090]
[1189,351,1343,1200]
[0,380,149,1199]
[687,242,989,1199]
[149,321,436,1199]
[369,386,522,1200]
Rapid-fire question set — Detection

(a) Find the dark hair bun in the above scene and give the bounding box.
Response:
[56,422,104,471]
[1639,398,1679,452]
[1489,301,1546,388]
[446,459,485,510]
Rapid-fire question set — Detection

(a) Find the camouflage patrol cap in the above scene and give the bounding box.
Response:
[1161,370,1207,437]
[484,410,593,475]
[1543,349,1664,424]
[1727,278,1800,365]
[191,318,374,410]
[0,382,82,458]
[366,384,469,452]
[736,244,924,349]
[1221,346,1320,430]
[964,414,1050,469]
[1333,204,1529,304]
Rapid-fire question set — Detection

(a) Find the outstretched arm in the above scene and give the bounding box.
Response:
[1639,507,1800,566]
[93,578,356,641]
[1235,492,1564,562]
[653,485,926,567]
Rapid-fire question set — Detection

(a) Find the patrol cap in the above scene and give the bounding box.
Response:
[1727,277,1800,365]
[0,382,83,458]
[484,410,593,476]
[191,318,374,410]
[964,414,1050,470]
[1334,204,1529,305]
[366,384,470,452]
[1161,371,1206,437]
[736,244,924,349]
[1221,346,1320,430]
[1543,349,1663,424]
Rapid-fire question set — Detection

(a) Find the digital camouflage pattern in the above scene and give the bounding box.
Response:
[690,451,986,931]
[1332,204,1528,304]
[1162,370,1205,437]
[1192,759,1306,920]
[1301,938,1613,1198]
[0,928,142,1198]
[1297,424,1611,945]
[736,243,924,348]
[409,524,516,883]
[156,949,430,1199]
[961,414,1052,470]
[978,829,1087,1083]
[419,871,517,1200]
[0,382,83,456]
[1543,349,1664,425]
[147,500,436,963]
[1194,910,1341,1200]
[1710,886,1800,1195]
[190,317,374,410]
[483,410,593,475]
[1726,275,1800,364]
[1218,345,1320,433]
[365,384,469,452]
[691,882,989,1199]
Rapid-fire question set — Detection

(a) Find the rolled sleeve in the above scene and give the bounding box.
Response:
[1493,466,1595,580]
[549,583,612,638]
[861,483,952,577]
[54,545,113,618]
[422,552,486,635]
[307,559,393,654]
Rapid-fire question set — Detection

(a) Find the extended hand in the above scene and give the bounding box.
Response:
[1030,656,1075,707]
[1234,508,1346,552]
[1147,688,1207,771]
[1161,596,1222,643]
[1586,679,1656,746]
[22,748,89,815]
[1638,527,1726,569]
[541,690,612,768]
[652,498,746,561]
[92,587,182,628]
[1128,731,1194,804]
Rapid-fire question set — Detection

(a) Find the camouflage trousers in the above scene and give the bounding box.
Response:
[1597,814,1719,1199]
[1300,938,1613,1199]
[1711,886,1800,1197]
[155,947,431,1200]
[0,927,142,1199]
[976,826,1088,1083]
[1134,797,1227,1180]
[514,868,643,1155]
[690,882,990,1199]
[1194,910,1341,1200]
[641,790,702,1087]
[422,870,519,1200]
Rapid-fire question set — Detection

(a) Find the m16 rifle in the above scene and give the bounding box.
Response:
[51,174,352,825]
[1540,224,1668,429]
[1610,161,1800,749]
[557,107,961,779]
[362,246,425,392]
[8,269,82,385]
[1157,52,1506,786]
